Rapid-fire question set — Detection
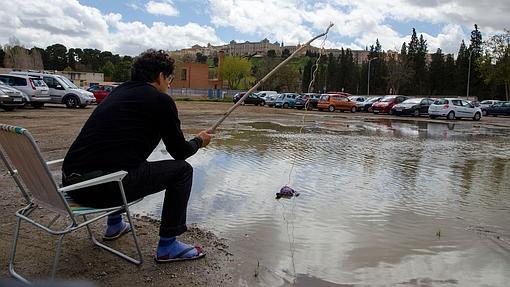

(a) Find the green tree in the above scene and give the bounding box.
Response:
[45,44,68,70]
[267,50,276,58]
[456,40,469,97]
[112,58,132,82]
[220,56,252,89]
[443,54,457,95]
[281,48,290,59]
[477,29,510,100]
[301,58,314,92]
[386,44,413,95]
[0,46,5,67]
[101,61,115,79]
[468,24,487,99]
[429,48,445,95]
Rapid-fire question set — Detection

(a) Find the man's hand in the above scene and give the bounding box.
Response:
[198,129,213,148]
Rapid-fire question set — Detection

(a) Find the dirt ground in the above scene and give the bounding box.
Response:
[0,102,509,286]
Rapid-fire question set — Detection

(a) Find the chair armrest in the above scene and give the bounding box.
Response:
[58,171,128,193]
[47,158,64,166]
[12,158,64,174]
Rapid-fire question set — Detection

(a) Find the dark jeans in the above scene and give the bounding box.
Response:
[64,160,193,237]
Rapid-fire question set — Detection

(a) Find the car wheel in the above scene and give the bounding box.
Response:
[261,101,265,106]
[473,112,481,121]
[328,105,335,112]
[283,103,289,109]
[351,106,356,113]
[447,111,455,120]
[413,109,420,117]
[367,107,373,113]
[64,96,79,108]
[389,109,394,115]
[31,102,44,108]
[482,110,487,116]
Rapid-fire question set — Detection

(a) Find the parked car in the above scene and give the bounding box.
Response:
[265,94,278,107]
[256,91,278,101]
[391,98,435,116]
[0,74,50,108]
[428,98,482,121]
[294,93,320,110]
[371,95,408,114]
[275,93,299,108]
[480,100,500,109]
[485,101,510,116]
[0,81,25,111]
[233,92,265,106]
[357,96,382,112]
[317,94,357,112]
[348,96,366,103]
[87,84,117,104]
[357,96,379,112]
[480,100,501,116]
[301,93,321,110]
[10,72,95,108]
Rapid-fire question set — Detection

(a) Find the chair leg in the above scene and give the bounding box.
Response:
[8,217,30,284]
[83,214,143,265]
[51,234,66,280]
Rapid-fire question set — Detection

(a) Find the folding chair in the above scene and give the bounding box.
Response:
[0,124,143,284]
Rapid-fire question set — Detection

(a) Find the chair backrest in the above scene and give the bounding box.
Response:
[0,124,69,215]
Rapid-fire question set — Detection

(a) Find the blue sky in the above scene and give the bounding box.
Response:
[0,0,508,56]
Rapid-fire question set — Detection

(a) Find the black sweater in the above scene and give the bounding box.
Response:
[63,81,202,175]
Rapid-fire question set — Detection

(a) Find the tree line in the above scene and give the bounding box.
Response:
[220,25,509,101]
[1,25,508,100]
[0,40,132,82]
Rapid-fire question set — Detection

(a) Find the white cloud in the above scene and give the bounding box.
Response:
[145,0,179,17]
[0,0,222,56]
[208,0,509,54]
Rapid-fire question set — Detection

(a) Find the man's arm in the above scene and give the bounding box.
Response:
[160,97,212,160]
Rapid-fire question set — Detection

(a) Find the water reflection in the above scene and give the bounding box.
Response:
[132,119,510,286]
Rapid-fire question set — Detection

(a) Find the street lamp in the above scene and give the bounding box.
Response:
[466,49,473,99]
[367,57,378,97]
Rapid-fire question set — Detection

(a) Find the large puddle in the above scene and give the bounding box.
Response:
[132,119,510,286]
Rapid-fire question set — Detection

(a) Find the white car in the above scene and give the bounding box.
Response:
[428,98,482,121]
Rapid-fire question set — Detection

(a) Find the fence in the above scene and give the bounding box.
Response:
[168,88,244,99]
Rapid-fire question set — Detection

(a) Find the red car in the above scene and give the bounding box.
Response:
[371,95,408,114]
[87,84,117,104]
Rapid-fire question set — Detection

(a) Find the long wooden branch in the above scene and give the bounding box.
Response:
[209,23,334,132]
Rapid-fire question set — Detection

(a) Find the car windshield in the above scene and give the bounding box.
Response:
[381,96,396,102]
[403,98,422,104]
[277,95,284,100]
[57,76,79,89]
[320,95,329,101]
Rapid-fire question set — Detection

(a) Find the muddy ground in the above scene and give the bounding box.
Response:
[0,102,509,286]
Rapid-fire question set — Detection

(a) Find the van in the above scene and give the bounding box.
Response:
[10,72,96,108]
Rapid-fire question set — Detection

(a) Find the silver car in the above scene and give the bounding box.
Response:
[0,81,25,111]
[0,74,50,108]
[428,98,482,121]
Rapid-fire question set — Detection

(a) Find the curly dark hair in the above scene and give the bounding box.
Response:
[131,49,175,82]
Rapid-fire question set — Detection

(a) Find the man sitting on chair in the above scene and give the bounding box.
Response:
[62,49,212,262]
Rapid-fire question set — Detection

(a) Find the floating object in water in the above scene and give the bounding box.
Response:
[276,186,300,199]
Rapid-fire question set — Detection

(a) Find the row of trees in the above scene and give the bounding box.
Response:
[2,25,508,100]
[300,25,508,100]
[219,25,508,100]
[0,40,132,82]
